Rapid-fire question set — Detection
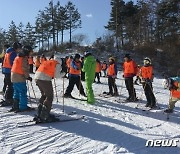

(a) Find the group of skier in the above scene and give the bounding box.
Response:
[0,42,179,123]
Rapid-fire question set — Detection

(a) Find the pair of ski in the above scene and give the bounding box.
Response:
[64,96,87,101]
[135,105,161,112]
[99,92,116,98]
[17,114,85,128]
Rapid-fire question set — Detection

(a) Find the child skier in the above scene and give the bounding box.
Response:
[106,57,118,96]
[94,59,101,83]
[123,54,137,102]
[10,45,33,112]
[1,42,22,106]
[102,61,107,77]
[164,76,180,113]
[34,55,62,122]
[140,57,156,108]
[64,54,86,98]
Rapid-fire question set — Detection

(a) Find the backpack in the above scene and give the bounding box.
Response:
[168,77,180,90]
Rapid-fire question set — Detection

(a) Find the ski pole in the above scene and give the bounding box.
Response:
[30,81,37,104]
[62,77,65,112]
[79,75,81,97]
[148,81,160,109]
[53,78,59,103]
[26,81,32,107]
[135,82,146,109]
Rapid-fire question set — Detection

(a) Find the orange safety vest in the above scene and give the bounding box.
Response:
[96,62,101,73]
[123,60,136,74]
[37,60,58,78]
[107,64,115,76]
[28,57,34,65]
[69,61,81,75]
[141,66,153,80]
[34,58,40,67]
[171,81,180,98]
[11,56,24,75]
[3,52,12,68]
[102,63,107,70]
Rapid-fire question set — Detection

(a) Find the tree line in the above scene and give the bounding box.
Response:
[105,0,179,55]
[0,1,81,51]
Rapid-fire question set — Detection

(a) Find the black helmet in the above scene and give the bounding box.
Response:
[124,54,130,59]
[74,53,80,59]
[13,42,22,50]
[22,45,33,56]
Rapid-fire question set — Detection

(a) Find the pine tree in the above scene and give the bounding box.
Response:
[65,1,81,45]
[105,0,126,50]
[55,2,68,45]
[24,22,36,47]
[7,21,19,44]
[17,22,24,43]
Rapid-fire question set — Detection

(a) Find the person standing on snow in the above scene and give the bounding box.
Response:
[64,54,86,98]
[164,76,180,113]
[82,52,96,104]
[94,59,101,83]
[0,42,22,106]
[140,57,156,108]
[123,54,138,102]
[0,44,10,95]
[10,46,33,112]
[102,61,108,77]
[106,57,118,96]
[34,56,62,122]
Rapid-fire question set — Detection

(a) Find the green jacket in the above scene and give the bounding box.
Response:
[82,55,96,80]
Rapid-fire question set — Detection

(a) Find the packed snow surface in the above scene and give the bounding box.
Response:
[0,70,179,154]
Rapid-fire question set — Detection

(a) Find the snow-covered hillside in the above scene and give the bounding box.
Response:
[0,70,179,154]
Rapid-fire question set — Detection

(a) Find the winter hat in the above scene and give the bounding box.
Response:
[109,57,115,62]
[124,54,131,59]
[13,42,22,50]
[74,53,80,59]
[143,57,151,65]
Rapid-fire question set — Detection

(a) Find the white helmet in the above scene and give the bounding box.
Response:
[144,57,151,65]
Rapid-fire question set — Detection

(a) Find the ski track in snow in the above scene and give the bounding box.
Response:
[0,70,179,154]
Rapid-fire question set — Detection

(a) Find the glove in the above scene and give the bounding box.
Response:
[27,77,32,82]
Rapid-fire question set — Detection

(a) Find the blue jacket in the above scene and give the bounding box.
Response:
[2,48,17,74]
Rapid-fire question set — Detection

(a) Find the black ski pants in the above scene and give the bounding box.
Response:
[65,75,85,95]
[108,76,118,95]
[142,82,156,107]
[4,73,13,100]
[125,77,136,99]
